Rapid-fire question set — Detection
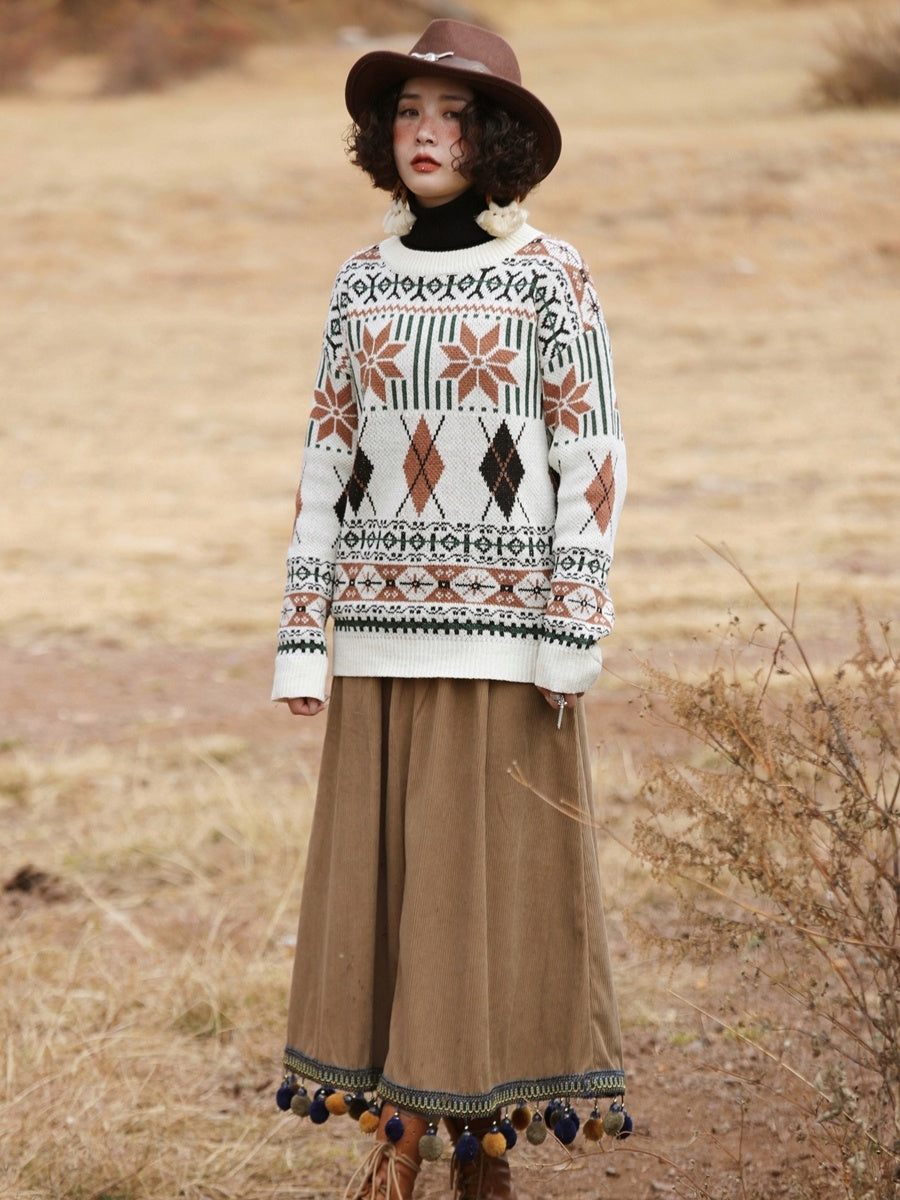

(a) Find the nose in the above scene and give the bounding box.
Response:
[415,118,436,145]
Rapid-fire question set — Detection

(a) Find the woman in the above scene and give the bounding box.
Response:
[272,19,629,1200]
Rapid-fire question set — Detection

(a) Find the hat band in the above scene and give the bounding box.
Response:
[409,51,491,75]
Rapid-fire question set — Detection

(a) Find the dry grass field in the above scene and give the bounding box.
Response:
[1,1,898,1197]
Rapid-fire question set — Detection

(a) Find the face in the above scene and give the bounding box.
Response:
[393,74,474,208]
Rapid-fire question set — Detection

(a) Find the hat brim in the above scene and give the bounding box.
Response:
[345,51,562,182]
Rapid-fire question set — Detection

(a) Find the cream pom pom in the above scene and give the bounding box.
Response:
[383,196,416,236]
[475,199,528,238]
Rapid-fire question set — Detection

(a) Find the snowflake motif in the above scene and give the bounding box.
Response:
[439,322,517,405]
[543,366,592,434]
[454,568,499,604]
[513,571,552,609]
[353,566,384,600]
[354,323,405,404]
[396,567,434,598]
[309,376,356,448]
[559,585,601,621]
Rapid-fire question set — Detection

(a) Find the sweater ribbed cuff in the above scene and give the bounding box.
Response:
[534,640,603,695]
[271,651,330,703]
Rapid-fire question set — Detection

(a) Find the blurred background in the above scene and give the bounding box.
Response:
[1,2,898,1197]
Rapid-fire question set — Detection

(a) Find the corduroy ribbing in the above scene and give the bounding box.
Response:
[283,677,625,1118]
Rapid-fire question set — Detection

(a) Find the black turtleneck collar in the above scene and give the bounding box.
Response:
[401,189,494,251]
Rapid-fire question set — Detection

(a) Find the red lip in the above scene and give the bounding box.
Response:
[411,154,439,167]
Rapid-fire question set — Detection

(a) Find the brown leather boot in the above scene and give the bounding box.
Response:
[345,1105,427,1200]
[444,1116,517,1200]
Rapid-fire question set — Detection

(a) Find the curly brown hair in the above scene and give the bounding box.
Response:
[346,84,546,204]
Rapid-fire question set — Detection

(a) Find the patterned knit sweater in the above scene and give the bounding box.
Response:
[272,223,626,702]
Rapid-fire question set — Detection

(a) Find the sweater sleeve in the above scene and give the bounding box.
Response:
[532,244,627,695]
[271,271,358,702]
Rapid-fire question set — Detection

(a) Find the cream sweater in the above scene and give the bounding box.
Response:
[272,224,626,701]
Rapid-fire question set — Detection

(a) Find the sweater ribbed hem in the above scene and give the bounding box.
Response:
[378,223,540,277]
[332,634,539,684]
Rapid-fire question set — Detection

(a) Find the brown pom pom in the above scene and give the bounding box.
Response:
[482,1130,508,1158]
[325,1092,348,1115]
[583,1116,604,1142]
[358,1108,380,1134]
[510,1104,532,1131]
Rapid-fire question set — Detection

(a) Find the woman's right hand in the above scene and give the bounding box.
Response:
[286,697,328,717]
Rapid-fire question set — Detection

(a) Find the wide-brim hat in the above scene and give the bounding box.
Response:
[345,19,562,181]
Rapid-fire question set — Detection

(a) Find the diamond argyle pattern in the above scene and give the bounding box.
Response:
[402,416,445,516]
[480,420,525,520]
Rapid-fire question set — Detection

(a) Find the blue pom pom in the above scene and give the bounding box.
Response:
[499,1117,517,1149]
[385,1113,405,1142]
[308,1096,330,1124]
[567,1107,581,1133]
[454,1130,480,1163]
[544,1099,564,1129]
[275,1082,295,1111]
[554,1115,578,1145]
[617,1112,633,1140]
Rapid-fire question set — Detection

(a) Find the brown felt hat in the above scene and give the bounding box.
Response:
[345,20,562,181]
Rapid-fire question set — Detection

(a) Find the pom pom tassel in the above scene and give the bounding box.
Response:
[418,1123,445,1161]
[583,1107,604,1142]
[359,1101,382,1135]
[275,1076,297,1112]
[482,1124,508,1158]
[383,191,416,236]
[526,1111,547,1145]
[384,1111,405,1142]
[601,1101,625,1137]
[510,1103,532,1131]
[475,198,528,238]
[454,1128,481,1163]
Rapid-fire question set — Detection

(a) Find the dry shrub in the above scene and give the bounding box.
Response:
[633,552,899,1199]
[100,0,253,94]
[811,4,900,107]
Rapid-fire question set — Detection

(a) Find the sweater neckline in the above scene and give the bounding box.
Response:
[379,223,540,277]
[401,190,494,252]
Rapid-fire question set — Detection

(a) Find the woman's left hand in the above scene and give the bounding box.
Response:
[536,686,582,711]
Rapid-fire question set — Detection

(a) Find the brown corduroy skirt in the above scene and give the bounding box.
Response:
[283,676,624,1120]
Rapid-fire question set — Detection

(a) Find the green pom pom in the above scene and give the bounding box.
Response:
[602,1104,625,1136]
[526,1113,547,1145]
[418,1127,444,1162]
[290,1090,311,1117]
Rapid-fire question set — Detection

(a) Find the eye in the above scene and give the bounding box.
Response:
[396,106,418,119]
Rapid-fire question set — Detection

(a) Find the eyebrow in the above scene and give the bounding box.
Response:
[398,90,471,103]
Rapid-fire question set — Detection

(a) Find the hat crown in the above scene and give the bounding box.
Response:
[406,20,521,87]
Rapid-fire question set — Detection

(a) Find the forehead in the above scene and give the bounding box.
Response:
[399,74,475,103]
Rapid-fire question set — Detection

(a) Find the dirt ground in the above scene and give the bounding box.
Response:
[2,0,898,1197]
